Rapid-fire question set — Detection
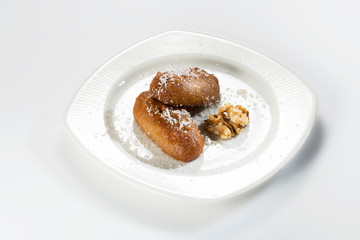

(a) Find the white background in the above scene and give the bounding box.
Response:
[1,0,359,239]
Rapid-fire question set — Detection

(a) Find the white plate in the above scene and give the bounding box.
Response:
[65,31,317,201]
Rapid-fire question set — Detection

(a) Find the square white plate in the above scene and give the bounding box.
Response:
[65,31,317,201]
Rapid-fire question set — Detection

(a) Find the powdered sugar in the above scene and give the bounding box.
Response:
[161,68,208,81]
[146,105,193,131]
[161,108,192,131]
[157,68,210,89]
[145,104,159,116]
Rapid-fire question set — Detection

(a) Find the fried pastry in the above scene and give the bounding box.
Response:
[133,91,204,162]
[149,67,220,107]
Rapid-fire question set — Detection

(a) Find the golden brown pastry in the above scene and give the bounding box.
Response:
[133,91,204,162]
[149,67,220,107]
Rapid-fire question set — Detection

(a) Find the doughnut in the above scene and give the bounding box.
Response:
[149,67,220,107]
[133,91,204,162]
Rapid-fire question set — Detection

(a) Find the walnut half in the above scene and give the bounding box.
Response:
[205,103,249,140]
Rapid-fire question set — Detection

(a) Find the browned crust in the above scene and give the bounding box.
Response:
[133,91,204,162]
[149,67,220,107]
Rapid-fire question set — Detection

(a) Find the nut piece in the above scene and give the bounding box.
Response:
[205,114,234,139]
[205,103,249,140]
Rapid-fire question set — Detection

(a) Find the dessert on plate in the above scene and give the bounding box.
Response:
[133,68,249,162]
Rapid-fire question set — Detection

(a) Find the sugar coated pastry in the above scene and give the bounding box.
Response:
[133,91,204,162]
[149,67,220,107]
